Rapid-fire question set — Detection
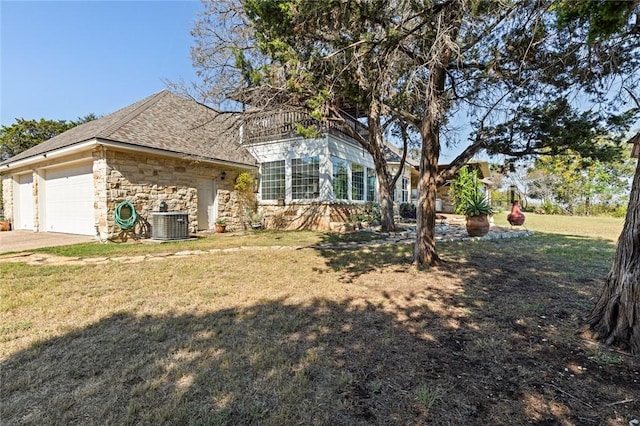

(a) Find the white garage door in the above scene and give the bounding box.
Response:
[44,163,95,235]
[14,174,34,230]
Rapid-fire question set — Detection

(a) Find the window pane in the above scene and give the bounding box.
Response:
[261,160,285,200]
[352,163,364,201]
[332,157,349,199]
[292,156,319,199]
[367,168,376,202]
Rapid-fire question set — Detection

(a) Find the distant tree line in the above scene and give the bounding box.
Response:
[0,114,97,215]
[0,114,97,161]
[490,140,636,217]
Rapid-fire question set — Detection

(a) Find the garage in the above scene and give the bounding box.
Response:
[43,163,95,235]
[13,174,35,230]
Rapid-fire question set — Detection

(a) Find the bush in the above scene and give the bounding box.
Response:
[349,202,381,224]
[399,203,416,219]
[610,205,627,218]
[450,166,482,215]
[539,200,562,215]
[459,191,494,216]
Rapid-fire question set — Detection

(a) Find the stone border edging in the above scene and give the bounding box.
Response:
[0,225,533,266]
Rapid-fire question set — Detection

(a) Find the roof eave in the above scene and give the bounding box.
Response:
[1,139,258,173]
[96,139,258,169]
[1,139,98,172]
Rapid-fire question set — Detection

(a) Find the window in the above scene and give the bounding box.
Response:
[352,164,364,201]
[401,177,409,203]
[332,157,349,199]
[261,160,285,200]
[292,156,319,199]
[367,168,376,201]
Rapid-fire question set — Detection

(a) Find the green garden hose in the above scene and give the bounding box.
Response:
[114,201,139,230]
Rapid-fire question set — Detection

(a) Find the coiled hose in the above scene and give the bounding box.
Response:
[114,201,139,230]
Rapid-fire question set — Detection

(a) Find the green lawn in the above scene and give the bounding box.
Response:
[493,212,623,242]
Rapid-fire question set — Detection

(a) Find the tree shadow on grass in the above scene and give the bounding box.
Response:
[314,240,414,283]
[2,298,451,425]
[309,231,640,424]
[2,233,638,425]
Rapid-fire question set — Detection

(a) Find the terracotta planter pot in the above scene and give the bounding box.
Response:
[215,224,226,233]
[507,201,526,226]
[466,214,490,237]
[0,221,10,231]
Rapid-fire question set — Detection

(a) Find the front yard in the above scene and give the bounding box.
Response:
[1,215,638,425]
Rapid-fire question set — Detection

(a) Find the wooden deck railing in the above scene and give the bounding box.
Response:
[241,109,368,144]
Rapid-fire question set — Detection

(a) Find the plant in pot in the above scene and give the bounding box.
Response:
[215,218,227,233]
[246,209,264,229]
[460,190,494,237]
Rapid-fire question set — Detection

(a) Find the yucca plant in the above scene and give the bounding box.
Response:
[461,189,494,217]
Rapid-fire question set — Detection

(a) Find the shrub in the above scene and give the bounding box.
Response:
[539,200,562,215]
[349,203,381,224]
[459,190,494,216]
[399,203,416,219]
[450,166,482,215]
[611,205,627,218]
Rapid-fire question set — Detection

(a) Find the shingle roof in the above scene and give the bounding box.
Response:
[383,143,420,167]
[1,91,257,167]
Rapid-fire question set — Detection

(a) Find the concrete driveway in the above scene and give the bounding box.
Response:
[0,231,96,254]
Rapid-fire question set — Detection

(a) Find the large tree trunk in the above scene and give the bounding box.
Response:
[378,181,395,231]
[587,157,640,354]
[368,101,397,232]
[414,118,441,267]
[413,41,451,267]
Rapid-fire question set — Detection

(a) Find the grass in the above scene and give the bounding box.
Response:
[493,212,623,242]
[416,383,441,411]
[31,229,325,258]
[1,214,638,425]
[25,228,385,259]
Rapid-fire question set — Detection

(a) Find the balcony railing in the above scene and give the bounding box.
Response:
[241,109,369,144]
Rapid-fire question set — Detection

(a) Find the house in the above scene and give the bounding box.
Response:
[383,144,420,208]
[629,131,640,158]
[1,91,409,236]
[0,90,484,237]
[239,108,380,230]
[1,91,258,238]
[240,108,422,229]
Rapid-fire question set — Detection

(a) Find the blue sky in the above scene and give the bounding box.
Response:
[1,0,203,126]
[0,0,471,161]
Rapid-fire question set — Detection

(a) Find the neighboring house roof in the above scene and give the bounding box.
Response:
[384,143,420,168]
[1,90,257,169]
[629,131,640,158]
[437,161,492,187]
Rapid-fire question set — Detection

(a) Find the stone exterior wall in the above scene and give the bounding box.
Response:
[1,175,13,222]
[436,186,455,213]
[93,147,109,233]
[259,201,372,232]
[1,147,249,237]
[215,189,249,232]
[101,148,236,237]
[3,153,370,234]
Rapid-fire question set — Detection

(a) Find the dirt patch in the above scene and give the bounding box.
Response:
[344,258,640,425]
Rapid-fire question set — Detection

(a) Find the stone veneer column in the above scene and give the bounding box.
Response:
[1,176,13,222]
[93,146,109,239]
